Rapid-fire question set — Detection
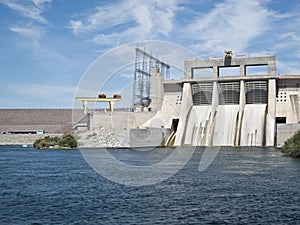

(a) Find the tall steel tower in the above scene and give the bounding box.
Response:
[132,47,170,106]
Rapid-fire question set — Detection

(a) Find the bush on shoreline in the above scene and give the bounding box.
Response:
[281,130,300,158]
[33,133,77,149]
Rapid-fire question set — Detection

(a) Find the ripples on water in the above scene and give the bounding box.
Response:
[0,146,299,224]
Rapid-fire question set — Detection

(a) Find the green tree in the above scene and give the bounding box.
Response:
[59,133,78,148]
[282,130,300,158]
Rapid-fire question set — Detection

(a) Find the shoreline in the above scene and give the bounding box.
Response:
[0,133,62,146]
[0,129,127,148]
[0,142,282,150]
[0,133,285,152]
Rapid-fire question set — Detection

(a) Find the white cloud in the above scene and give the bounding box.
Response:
[0,0,52,41]
[69,3,132,35]
[68,0,298,60]
[184,0,286,55]
[277,32,300,42]
[10,25,43,40]
[0,0,51,23]
[32,0,52,9]
[264,7,300,68]
[69,0,180,44]
[69,20,84,35]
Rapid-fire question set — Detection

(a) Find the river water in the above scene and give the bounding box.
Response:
[0,146,299,224]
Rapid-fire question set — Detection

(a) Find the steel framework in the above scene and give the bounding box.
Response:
[132,47,170,105]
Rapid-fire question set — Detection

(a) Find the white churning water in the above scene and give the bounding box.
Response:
[240,104,267,146]
[183,104,268,147]
[212,105,240,146]
[184,106,211,146]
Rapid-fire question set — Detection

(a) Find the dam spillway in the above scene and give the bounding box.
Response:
[240,104,267,146]
[183,105,211,146]
[212,81,240,146]
[212,105,239,146]
[175,81,270,147]
[171,54,279,147]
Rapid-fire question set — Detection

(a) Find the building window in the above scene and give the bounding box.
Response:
[276,117,286,124]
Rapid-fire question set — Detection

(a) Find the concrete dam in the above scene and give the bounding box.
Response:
[75,51,300,148]
[152,80,271,147]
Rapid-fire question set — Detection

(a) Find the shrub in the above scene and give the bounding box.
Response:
[33,138,51,149]
[33,133,77,149]
[33,138,43,148]
[282,130,300,158]
[59,133,78,148]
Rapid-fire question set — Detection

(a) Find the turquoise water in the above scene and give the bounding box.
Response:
[0,146,299,224]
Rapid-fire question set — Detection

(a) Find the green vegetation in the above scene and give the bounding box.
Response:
[281,130,300,158]
[33,133,78,149]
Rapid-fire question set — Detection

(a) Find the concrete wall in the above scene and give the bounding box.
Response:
[150,67,164,112]
[142,83,182,129]
[129,127,170,147]
[266,79,276,146]
[276,78,300,123]
[277,123,300,148]
[142,94,181,128]
[274,77,300,148]
[174,83,193,146]
[89,111,155,130]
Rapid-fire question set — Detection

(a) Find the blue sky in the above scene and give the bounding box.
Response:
[0,0,300,108]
